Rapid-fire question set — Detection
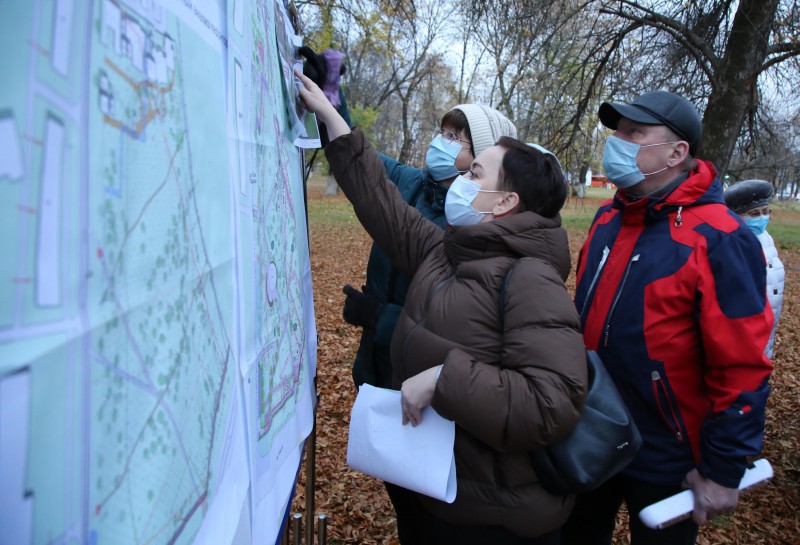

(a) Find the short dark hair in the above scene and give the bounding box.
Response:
[495,137,567,218]
[441,109,473,154]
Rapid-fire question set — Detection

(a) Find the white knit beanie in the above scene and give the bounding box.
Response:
[451,104,518,157]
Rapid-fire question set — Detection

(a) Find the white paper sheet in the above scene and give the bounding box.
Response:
[347,384,457,503]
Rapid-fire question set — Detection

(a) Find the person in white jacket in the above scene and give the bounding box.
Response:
[724,179,784,358]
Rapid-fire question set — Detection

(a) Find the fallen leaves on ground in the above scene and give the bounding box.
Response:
[291,188,800,545]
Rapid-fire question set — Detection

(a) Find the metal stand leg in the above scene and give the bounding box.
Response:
[291,513,302,545]
[305,405,317,545]
[316,514,328,545]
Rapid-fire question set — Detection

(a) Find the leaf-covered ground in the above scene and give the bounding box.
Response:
[291,184,800,544]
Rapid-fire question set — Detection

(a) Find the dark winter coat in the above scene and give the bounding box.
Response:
[350,154,447,388]
[327,129,588,537]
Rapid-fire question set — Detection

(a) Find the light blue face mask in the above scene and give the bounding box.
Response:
[602,135,675,189]
[444,175,504,226]
[426,135,464,181]
[744,215,769,236]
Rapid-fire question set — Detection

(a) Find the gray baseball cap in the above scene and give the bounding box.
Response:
[599,91,702,154]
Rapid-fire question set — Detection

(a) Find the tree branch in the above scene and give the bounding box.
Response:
[558,21,643,153]
[755,48,800,77]
[600,1,720,78]
[768,42,800,55]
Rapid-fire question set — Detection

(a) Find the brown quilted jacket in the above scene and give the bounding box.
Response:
[327,130,588,537]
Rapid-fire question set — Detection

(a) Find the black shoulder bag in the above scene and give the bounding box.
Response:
[499,266,642,495]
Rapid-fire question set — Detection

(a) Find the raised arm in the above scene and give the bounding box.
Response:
[296,69,351,141]
[295,70,442,278]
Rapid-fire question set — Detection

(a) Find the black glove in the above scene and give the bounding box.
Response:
[342,284,383,329]
[298,46,328,89]
[298,46,349,147]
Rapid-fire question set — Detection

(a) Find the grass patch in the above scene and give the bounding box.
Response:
[307,194,359,226]
[306,174,361,227]
[307,175,800,250]
[560,213,594,231]
[582,187,617,200]
[561,194,608,232]
[763,201,800,250]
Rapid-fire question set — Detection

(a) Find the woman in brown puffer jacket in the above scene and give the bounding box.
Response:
[298,71,588,545]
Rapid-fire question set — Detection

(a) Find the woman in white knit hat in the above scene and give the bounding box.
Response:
[452,103,519,159]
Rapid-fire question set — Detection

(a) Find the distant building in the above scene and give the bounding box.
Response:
[590,174,611,188]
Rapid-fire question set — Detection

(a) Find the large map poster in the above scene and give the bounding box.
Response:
[0,1,317,544]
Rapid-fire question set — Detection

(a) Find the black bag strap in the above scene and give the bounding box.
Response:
[498,266,514,328]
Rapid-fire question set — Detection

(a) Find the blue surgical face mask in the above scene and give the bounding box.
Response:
[426,136,464,181]
[444,175,504,226]
[744,215,769,236]
[602,135,676,189]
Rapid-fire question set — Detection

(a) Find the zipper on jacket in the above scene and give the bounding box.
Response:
[602,253,640,346]
[651,370,684,442]
[580,246,611,319]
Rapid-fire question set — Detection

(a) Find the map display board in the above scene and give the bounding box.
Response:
[0,1,317,544]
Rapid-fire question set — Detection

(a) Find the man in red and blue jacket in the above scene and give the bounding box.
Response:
[563,91,773,545]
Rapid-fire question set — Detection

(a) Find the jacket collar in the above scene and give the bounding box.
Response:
[612,159,721,216]
[444,211,572,280]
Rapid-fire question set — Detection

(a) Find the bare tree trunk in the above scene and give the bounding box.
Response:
[314,0,335,49]
[700,0,780,175]
[578,162,589,192]
[458,33,469,104]
[398,95,413,164]
[325,175,338,195]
